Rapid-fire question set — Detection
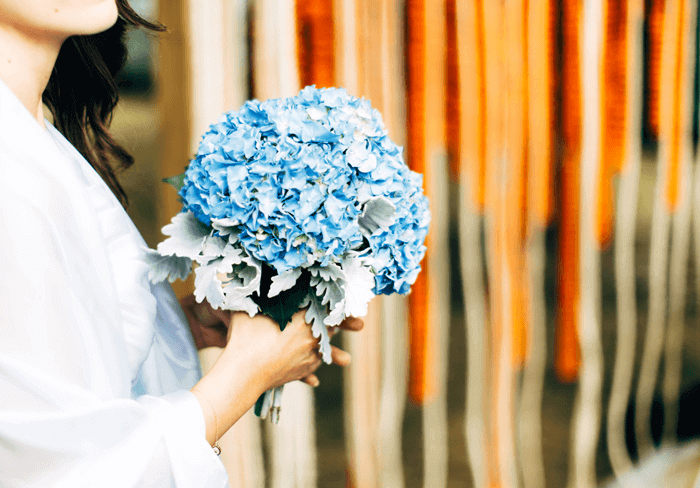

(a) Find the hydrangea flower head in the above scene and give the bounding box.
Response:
[178,86,430,293]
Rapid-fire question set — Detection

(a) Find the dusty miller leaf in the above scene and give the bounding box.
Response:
[253,266,310,330]
[157,211,210,260]
[224,257,261,291]
[315,278,344,309]
[144,249,192,283]
[309,263,345,310]
[309,262,344,282]
[304,292,333,364]
[209,245,244,275]
[222,287,259,316]
[222,256,262,314]
[268,268,302,298]
[194,259,226,309]
[201,236,229,261]
[211,218,241,237]
[358,196,396,235]
[324,298,345,327]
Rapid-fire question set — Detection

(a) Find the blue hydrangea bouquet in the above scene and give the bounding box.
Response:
[148,86,430,423]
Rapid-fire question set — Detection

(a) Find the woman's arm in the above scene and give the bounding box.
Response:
[0,170,228,487]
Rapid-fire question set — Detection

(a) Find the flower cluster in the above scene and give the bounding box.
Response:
[150,86,430,422]
[177,86,429,294]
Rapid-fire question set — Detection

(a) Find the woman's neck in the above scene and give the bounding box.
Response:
[0,24,63,128]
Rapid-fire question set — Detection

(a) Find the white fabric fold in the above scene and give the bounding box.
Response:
[0,78,228,486]
[48,117,159,379]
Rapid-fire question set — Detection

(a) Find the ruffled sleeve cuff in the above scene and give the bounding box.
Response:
[137,390,228,487]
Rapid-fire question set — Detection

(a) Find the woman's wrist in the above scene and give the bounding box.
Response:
[218,340,278,394]
[225,312,287,392]
[190,387,220,447]
[191,349,270,445]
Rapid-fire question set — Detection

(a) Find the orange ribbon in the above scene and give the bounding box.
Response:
[406,0,432,405]
[527,0,556,230]
[596,1,629,249]
[295,0,335,89]
[446,0,460,183]
[555,0,582,384]
[645,0,665,140]
[504,0,529,369]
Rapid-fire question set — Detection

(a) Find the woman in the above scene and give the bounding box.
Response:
[0,1,362,486]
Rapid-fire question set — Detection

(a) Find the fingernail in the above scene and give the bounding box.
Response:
[312,377,320,387]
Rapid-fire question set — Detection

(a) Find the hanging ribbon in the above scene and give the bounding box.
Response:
[454,0,490,485]
[527,0,555,230]
[406,0,433,405]
[663,0,691,212]
[504,0,529,370]
[596,1,629,248]
[556,0,582,384]
[446,0,460,183]
[645,0,665,140]
[482,2,506,484]
[295,0,335,89]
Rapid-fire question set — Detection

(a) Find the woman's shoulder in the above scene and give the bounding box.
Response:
[0,143,102,283]
[0,145,76,219]
[0,84,86,206]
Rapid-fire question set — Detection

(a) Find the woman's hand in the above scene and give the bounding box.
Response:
[187,297,364,445]
[224,309,364,390]
[181,292,363,387]
[301,315,364,387]
[223,310,321,392]
[179,294,231,349]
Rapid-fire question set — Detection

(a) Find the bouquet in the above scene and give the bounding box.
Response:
[148,86,430,423]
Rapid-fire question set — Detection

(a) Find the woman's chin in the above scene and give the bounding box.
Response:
[21,0,121,39]
[69,1,120,36]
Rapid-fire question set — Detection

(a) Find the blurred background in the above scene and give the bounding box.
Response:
[111,0,700,487]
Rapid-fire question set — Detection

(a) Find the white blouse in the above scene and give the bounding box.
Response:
[0,79,228,487]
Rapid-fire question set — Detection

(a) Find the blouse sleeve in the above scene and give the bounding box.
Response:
[0,157,228,487]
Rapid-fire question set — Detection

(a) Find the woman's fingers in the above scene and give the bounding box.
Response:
[181,294,231,327]
[331,345,351,367]
[286,311,362,336]
[326,317,363,341]
[301,374,320,387]
[339,316,364,331]
[210,307,231,325]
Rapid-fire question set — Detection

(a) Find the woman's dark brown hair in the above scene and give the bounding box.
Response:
[42,0,164,207]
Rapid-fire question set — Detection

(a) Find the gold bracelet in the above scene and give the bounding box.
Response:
[192,388,221,455]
